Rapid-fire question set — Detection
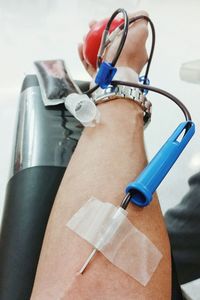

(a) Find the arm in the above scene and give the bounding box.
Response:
[31,11,171,300]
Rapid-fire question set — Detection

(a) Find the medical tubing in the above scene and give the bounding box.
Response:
[120,193,132,210]
[87,80,191,123]
[97,29,109,62]
[105,8,129,67]
[112,80,192,121]
[88,8,130,93]
[130,16,155,85]
[97,8,129,68]
[119,15,155,86]
[86,13,155,96]
[85,10,191,123]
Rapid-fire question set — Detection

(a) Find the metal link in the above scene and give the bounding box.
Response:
[92,84,152,126]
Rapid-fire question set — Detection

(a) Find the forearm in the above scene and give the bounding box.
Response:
[31,100,171,299]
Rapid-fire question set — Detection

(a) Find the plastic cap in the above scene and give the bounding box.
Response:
[139,76,150,95]
[64,93,100,127]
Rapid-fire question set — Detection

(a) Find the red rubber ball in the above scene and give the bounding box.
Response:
[83,18,124,69]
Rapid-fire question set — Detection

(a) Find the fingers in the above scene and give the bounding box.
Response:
[78,19,99,78]
[130,20,149,41]
[78,11,149,77]
[89,20,97,28]
[77,43,96,77]
[128,10,149,40]
[128,10,149,27]
[78,43,88,70]
[129,10,149,18]
[78,43,84,64]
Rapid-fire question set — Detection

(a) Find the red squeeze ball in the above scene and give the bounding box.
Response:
[83,18,124,69]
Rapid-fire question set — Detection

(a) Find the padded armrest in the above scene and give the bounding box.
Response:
[0,75,87,300]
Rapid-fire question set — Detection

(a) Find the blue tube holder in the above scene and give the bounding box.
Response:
[95,61,117,89]
[126,121,195,207]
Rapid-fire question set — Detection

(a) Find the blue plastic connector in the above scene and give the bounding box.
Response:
[95,61,117,89]
[126,121,195,207]
[139,76,150,95]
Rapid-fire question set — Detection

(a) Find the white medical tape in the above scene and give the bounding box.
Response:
[67,197,162,286]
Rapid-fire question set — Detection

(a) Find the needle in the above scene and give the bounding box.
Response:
[79,248,97,274]
[79,195,131,274]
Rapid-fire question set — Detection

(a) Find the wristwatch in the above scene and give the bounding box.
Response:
[92,84,152,127]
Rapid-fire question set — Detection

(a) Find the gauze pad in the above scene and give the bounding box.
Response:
[67,197,162,286]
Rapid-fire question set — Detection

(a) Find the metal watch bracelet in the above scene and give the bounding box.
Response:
[92,84,152,127]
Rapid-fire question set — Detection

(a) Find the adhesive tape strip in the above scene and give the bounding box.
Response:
[67,197,162,286]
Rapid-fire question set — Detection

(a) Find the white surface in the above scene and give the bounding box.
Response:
[0,0,200,297]
[182,278,200,300]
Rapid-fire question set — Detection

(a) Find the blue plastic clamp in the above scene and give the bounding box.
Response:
[95,61,117,89]
[139,76,150,95]
[126,121,195,207]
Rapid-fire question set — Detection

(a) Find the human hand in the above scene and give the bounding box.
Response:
[78,11,149,78]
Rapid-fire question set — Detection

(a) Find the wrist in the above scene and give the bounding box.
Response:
[88,66,151,128]
[96,98,144,128]
[90,66,139,89]
[113,66,138,83]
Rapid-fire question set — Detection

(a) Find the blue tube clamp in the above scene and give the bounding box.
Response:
[95,61,117,89]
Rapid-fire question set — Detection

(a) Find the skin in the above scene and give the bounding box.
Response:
[78,11,149,77]
[31,11,171,300]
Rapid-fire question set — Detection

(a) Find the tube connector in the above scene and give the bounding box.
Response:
[64,93,100,127]
[108,27,121,43]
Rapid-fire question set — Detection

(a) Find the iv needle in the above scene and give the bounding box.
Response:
[79,205,128,274]
[79,248,97,274]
